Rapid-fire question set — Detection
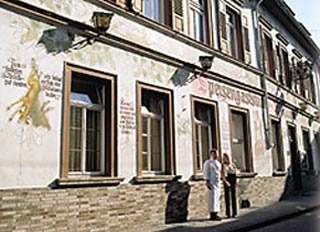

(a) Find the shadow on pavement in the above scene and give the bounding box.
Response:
[157,191,320,232]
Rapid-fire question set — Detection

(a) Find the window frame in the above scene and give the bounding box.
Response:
[229,106,253,173]
[225,6,243,60]
[142,0,171,26]
[302,127,314,173]
[188,0,211,45]
[191,97,219,175]
[262,32,275,79]
[61,63,116,179]
[137,82,175,177]
[143,0,165,23]
[68,96,104,175]
[270,119,285,173]
[275,45,290,88]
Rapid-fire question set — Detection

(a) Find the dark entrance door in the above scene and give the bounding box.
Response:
[288,125,302,190]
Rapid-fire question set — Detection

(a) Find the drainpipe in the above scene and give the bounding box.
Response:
[251,0,272,149]
[315,57,320,106]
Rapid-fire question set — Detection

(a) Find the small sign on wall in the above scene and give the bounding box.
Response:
[119,98,135,134]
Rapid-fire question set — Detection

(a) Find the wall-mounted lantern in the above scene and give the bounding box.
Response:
[68,12,114,51]
[199,56,214,71]
[299,102,308,111]
[92,12,114,33]
[290,60,313,81]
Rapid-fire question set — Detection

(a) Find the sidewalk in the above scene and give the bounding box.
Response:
[152,191,320,232]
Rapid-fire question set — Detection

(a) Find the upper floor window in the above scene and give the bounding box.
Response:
[280,49,290,88]
[62,65,116,178]
[189,0,210,44]
[226,8,240,58]
[137,83,175,176]
[262,33,275,78]
[219,4,249,62]
[143,0,165,23]
[132,0,184,32]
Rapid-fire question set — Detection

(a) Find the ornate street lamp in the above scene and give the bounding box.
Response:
[199,56,214,71]
[92,12,114,33]
[290,60,313,81]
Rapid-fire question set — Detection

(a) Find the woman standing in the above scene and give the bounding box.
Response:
[221,153,237,218]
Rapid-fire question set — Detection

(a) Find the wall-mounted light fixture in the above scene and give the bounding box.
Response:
[69,12,114,51]
[299,102,308,111]
[182,55,215,84]
[290,60,313,82]
[199,56,214,71]
[92,12,114,33]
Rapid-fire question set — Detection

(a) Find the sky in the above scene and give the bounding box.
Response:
[285,0,320,48]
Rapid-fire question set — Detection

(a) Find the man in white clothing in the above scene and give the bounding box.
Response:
[203,149,222,221]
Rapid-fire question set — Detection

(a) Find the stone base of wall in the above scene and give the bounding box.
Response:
[0,176,287,232]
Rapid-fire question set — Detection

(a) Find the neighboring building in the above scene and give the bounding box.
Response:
[0,0,319,231]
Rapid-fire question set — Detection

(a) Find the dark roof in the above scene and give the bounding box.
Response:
[262,0,320,58]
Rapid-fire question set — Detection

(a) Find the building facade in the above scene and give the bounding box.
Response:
[0,0,319,231]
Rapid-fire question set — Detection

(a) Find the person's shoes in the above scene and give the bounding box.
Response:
[226,215,231,218]
[214,215,222,221]
[232,214,237,218]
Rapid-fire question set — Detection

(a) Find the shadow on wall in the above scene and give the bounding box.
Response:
[280,128,320,200]
[38,28,75,54]
[280,165,320,200]
[165,179,191,224]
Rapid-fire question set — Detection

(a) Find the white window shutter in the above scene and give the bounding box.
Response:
[218,0,228,54]
[172,0,184,32]
[116,0,127,8]
[242,15,251,64]
[132,0,143,13]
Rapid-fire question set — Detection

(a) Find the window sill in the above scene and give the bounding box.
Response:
[272,171,287,176]
[191,174,204,181]
[237,172,257,178]
[56,176,124,187]
[133,175,181,184]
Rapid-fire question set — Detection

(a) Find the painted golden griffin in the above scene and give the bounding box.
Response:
[7,59,52,130]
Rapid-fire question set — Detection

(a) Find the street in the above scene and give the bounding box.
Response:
[250,208,320,232]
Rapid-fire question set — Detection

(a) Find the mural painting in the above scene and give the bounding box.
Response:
[5,59,53,130]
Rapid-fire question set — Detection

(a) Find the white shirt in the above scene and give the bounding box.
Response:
[203,158,221,186]
[223,163,236,177]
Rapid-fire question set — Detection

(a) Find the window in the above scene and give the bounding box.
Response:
[302,129,314,173]
[62,65,116,178]
[132,0,184,33]
[279,48,290,88]
[189,0,210,44]
[143,0,165,23]
[230,108,252,173]
[137,83,174,176]
[219,5,247,61]
[226,8,240,58]
[192,98,218,173]
[263,33,275,78]
[271,120,284,172]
